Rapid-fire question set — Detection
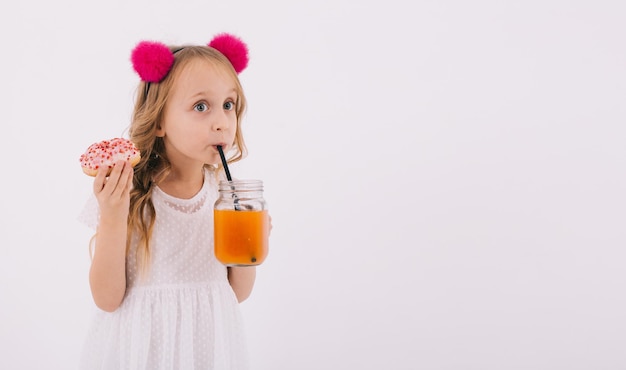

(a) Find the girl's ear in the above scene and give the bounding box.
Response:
[156,124,165,137]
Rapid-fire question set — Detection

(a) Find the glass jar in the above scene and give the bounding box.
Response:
[214,179,269,266]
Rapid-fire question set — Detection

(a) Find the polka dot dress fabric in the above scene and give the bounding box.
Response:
[79,169,249,369]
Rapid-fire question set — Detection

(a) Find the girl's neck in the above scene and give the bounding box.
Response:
[158,166,205,199]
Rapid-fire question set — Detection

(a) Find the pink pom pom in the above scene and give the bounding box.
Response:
[208,33,249,74]
[131,41,175,83]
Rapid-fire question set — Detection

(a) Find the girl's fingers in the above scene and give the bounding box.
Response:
[93,163,109,194]
[111,161,133,197]
[103,161,125,195]
[124,164,134,192]
[94,161,127,196]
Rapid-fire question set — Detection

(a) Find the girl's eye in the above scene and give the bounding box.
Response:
[194,102,208,112]
[223,101,235,111]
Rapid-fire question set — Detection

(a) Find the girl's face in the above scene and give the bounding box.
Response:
[158,59,239,168]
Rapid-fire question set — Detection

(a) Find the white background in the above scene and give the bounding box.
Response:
[1,0,625,369]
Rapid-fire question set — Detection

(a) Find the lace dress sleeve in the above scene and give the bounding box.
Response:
[78,194,100,230]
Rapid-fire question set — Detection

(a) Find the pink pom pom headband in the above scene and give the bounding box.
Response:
[131,33,249,95]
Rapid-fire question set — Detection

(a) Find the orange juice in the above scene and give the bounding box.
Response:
[214,209,269,266]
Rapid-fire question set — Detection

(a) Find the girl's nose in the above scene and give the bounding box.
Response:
[211,112,228,131]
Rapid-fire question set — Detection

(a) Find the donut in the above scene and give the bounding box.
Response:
[79,138,141,177]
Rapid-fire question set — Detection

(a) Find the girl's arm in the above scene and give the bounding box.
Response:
[228,266,256,302]
[88,160,133,312]
[227,214,271,302]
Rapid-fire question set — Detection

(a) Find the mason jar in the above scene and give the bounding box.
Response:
[214,179,269,266]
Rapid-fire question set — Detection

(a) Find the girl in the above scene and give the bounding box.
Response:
[79,33,260,369]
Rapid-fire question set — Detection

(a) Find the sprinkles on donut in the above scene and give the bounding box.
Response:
[79,138,141,177]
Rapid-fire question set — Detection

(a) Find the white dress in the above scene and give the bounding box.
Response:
[79,169,249,370]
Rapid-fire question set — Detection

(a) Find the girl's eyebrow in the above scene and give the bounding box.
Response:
[188,88,238,100]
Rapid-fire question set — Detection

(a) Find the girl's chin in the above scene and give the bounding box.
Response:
[204,155,222,166]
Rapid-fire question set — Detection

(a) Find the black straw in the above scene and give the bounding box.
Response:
[217,145,233,181]
[217,145,240,210]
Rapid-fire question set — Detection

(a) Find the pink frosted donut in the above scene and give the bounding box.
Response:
[79,138,141,177]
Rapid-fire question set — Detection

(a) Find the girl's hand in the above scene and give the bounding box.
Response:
[93,160,133,219]
[268,214,273,235]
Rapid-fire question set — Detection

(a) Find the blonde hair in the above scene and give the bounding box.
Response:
[127,45,248,275]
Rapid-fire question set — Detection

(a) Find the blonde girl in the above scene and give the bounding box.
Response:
[80,33,258,370]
